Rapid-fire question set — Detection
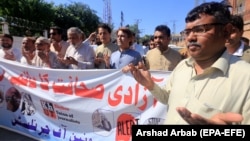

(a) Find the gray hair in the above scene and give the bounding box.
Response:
[67,27,83,38]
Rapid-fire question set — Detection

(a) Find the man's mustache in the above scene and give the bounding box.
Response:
[187,42,201,48]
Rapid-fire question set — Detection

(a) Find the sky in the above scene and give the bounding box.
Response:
[45,0,221,36]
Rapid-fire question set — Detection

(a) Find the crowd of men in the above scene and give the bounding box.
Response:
[0,22,184,71]
[1,1,250,125]
[1,13,249,71]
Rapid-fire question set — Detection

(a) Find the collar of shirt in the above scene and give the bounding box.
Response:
[155,46,169,54]
[185,50,231,75]
[233,41,244,56]
[130,43,136,50]
[74,42,84,50]
[101,42,113,48]
[119,48,132,53]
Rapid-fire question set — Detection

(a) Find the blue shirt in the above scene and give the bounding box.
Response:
[110,49,142,69]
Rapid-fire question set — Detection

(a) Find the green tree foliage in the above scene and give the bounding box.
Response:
[0,0,54,23]
[0,0,54,36]
[53,2,101,37]
[0,0,101,38]
[125,24,143,43]
[140,34,153,45]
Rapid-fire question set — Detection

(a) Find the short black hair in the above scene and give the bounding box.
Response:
[50,26,63,35]
[185,2,231,24]
[230,15,244,31]
[154,25,171,37]
[98,23,112,34]
[0,34,13,42]
[150,35,154,41]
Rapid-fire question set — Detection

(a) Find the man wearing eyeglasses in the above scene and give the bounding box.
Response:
[124,2,250,124]
[49,26,69,58]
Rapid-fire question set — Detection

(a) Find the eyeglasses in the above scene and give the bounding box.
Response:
[182,23,224,37]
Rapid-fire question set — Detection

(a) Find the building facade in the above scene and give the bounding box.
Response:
[174,0,250,47]
[228,0,250,40]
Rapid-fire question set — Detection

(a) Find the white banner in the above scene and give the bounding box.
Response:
[0,59,170,141]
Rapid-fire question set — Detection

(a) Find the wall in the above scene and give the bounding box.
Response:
[13,36,23,49]
[228,0,250,41]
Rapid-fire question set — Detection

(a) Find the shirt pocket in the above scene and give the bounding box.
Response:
[180,97,222,118]
[195,99,222,118]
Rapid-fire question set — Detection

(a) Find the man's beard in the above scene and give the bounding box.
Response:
[23,46,30,52]
[71,42,81,48]
[1,43,12,49]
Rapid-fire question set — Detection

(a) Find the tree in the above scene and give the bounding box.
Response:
[140,34,153,45]
[53,2,101,38]
[0,0,55,36]
[0,0,101,37]
[126,24,143,43]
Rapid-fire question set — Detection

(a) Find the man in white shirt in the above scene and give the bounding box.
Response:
[49,26,70,58]
[31,36,62,68]
[225,14,250,63]
[20,36,36,65]
[0,34,22,62]
[130,32,145,57]
[58,27,95,69]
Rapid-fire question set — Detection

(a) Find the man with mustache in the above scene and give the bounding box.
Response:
[31,36,62,68]
[20,36,36,65]
[58,27,95,69]
[124,2,250,124]
[0,34,22,62]
[49,26,69,58]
